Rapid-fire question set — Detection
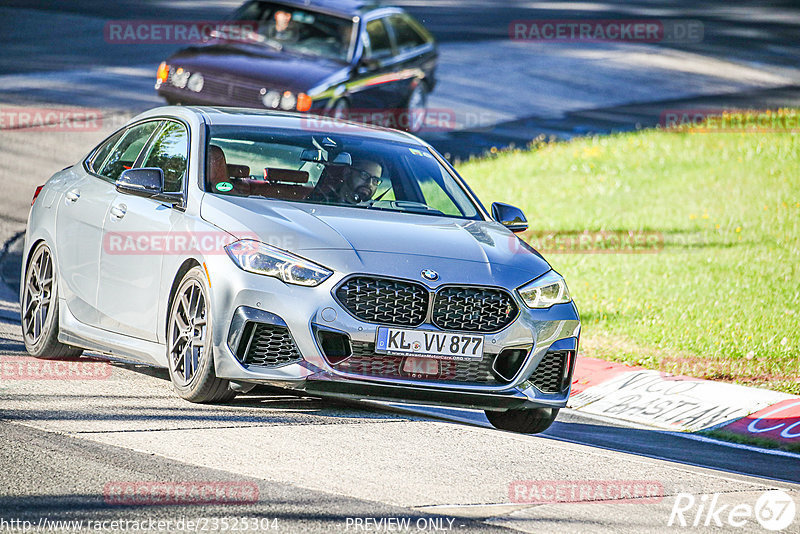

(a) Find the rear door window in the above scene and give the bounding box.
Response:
[364,18,393,59]
[387,14,429,53]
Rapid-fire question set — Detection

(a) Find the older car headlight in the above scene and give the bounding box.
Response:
[170,67,190,89]
[280,91,297,110]
[225,240,332,287]
[261,89,281,108]
[517,270,572,309]
[187,72,204,92]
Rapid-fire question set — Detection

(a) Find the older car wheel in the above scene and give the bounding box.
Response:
[332,98,350,120]
[21,242,83,359]
[404,83,428,133]
[167,267,236,403]
[485,407,559,434]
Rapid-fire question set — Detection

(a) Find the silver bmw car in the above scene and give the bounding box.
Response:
[22,106,580,434]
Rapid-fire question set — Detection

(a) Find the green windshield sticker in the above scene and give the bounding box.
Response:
[409,148,424,156]
[215,181,233,192]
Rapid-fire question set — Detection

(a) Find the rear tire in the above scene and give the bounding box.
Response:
[485,407,559,434]
[167,267,236,403]
[21,242,83,360]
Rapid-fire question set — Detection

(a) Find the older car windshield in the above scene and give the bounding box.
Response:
[232,1,354,61]
[205,126,481,220]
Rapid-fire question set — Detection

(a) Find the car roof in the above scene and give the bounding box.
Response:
[136,106,428,146]
[254,0,385,17]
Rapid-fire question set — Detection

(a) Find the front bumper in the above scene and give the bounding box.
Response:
[205,259,580,411]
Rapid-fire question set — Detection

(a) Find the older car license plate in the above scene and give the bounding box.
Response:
[375,327,484,361]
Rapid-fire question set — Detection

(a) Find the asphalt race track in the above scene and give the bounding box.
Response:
[0,1,799,532]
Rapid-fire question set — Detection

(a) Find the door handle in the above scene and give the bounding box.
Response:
[110,204,127,220]
[65,190,80,203]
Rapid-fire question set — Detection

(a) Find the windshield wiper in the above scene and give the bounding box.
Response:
[235,30,283,50]
[363,188,392,207]
[362,199,445,216]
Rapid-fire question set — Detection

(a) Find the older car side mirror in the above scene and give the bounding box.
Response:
[116,168,182,204]
[491,202,528,232]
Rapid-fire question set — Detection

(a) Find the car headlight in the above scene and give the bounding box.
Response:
[261,89,281,108]
[225,240,332,287]
[280,91,296,110]
[171,67,190,88]
[517,271,572,309]
[187,72,204,92]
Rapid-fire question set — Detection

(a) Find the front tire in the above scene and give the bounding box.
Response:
[21,242,83,360]
[485,407,559,434]
[167,266,236,403]
[404,82,428,133]
[331,98,350,121]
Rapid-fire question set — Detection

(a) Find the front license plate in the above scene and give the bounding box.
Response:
[375,327,484,361]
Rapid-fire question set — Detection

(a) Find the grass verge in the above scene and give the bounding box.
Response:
[701,429,800,454]
[459,110,800,395]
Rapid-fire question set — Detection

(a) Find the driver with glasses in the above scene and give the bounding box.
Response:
[310,158,383,204]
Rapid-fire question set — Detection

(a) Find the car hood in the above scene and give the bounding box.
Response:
[167,41,347,92]
[201,195,552,287]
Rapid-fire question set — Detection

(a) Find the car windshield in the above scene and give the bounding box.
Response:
[231,1,354,61]
[205,126,481,220]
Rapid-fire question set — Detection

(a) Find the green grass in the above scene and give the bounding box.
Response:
[701,430,800,454]
[458,110,800,394]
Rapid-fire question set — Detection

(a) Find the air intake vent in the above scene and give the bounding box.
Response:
[332,341,500,385]
[492,347,529,382]
[240,323,302,367]
[530,351,569,393]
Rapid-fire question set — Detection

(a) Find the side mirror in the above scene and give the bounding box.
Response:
[491,202,528,232]
[116,168,182,204]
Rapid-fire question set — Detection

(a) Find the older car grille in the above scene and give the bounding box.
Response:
[197,76,231,101]
[335,277,428,327]
[335,276,518,333]
[168,71,265,107]
[432,287,518,333]
[331,341,500,385]
[241,323,302,367]
[530,351,567,393]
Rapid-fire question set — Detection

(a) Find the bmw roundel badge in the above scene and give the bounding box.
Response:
[421,269,439,281]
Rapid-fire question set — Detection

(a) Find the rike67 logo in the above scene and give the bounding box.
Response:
[669,490,796,531]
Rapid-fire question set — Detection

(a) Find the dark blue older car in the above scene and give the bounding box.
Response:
[155,0,437,132]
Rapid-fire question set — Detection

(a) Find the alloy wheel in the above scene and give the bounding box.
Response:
[168,279,208,387]
[22,245,54,346]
